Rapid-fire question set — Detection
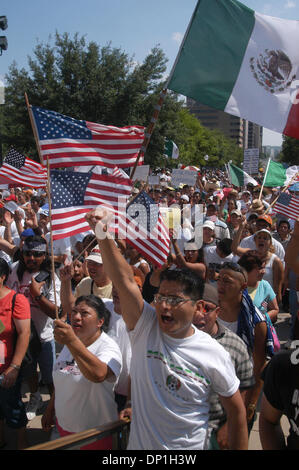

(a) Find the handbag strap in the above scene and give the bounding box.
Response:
[11,292,18,313]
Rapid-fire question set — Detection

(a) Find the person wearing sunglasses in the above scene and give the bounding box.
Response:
[6,235,61,423]
[84,207,248,451]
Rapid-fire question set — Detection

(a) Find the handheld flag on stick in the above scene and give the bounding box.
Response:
[0,148,47,188]
[50,169,133,240]
[164,139,179,159]
[30,106,145,169]
[273,192,299,220]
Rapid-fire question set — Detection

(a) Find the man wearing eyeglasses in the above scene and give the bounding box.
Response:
[85,208,248,450]
[6,235,61,422]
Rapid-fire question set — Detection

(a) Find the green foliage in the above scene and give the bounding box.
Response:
[168,108,243,168]
[280,135,299,165]
[1,32,243,169]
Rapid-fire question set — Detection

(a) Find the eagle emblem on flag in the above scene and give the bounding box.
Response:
[250,49,296,93]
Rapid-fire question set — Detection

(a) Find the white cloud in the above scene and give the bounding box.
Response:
[172,32,183,44]
[285,0,296,8]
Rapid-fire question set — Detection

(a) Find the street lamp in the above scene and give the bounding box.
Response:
[0,16,7,55]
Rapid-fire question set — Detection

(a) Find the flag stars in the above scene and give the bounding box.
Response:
[33,107,91,140]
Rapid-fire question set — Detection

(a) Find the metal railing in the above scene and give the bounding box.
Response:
[25,419,130,450]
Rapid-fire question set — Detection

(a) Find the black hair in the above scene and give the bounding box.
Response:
[217,238,233,256]
[0,258,10,284]
[277,219,290,230]
[160,268,204,301]
[17,235,50,282]
[72,255,85,264]
[238,251,264,272]
[75,295,111,333]
[220,261,248,283]
[184,238,205,263]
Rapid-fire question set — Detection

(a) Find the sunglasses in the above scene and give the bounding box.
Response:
[154,294,195,307]
[23,251,45,258]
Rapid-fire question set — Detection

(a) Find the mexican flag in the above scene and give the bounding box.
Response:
[263,160,299,187]
[228,163,258,187]
[164,139,179,159]
[167,0,299,139]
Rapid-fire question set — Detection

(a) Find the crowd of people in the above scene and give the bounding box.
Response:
[0,170,298,450]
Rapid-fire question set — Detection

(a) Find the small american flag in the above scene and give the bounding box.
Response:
[50,170,133,240]
[0,148,47,188]
[119,191,170,267]
[32,106,145,169]
[273,192,299,220]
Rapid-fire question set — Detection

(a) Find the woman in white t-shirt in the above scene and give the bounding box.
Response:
[41,294,122,450]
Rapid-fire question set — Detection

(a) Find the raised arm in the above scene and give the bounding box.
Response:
[231,218,250,256]
[85,209,144,330]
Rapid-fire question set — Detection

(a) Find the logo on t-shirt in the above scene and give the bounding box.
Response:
[166,374,181,392]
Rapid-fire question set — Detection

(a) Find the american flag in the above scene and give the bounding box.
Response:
[31,106,145,169]
[273,192,299,220]
[50,170,133,240]
[0,148,47,188]
[118,191,170,267]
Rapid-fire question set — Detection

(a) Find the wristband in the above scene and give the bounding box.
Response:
[10,363,21,370]
[34,294,43,301]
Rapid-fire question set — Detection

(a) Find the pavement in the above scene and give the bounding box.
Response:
[1,311,293,451]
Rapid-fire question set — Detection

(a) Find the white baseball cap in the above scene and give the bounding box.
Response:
[203,220,215,231]
[86,249,103,264]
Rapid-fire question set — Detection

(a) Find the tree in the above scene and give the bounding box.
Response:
[1,31,243,169]
[167,108,243,168]
[1,32,183,165]
[280,135,299,166]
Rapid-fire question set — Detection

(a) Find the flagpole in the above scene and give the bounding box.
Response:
[259,157,271,200]
[24,93,44,166]
[25,93,59,319]
[130,1,199,181]
[130,88,168,180]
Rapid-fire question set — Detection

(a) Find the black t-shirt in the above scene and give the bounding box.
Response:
[262,348,299,450]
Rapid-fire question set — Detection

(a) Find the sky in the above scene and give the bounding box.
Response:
[1,0,299,148]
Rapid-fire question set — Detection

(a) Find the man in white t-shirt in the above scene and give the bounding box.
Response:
[84,208,248,450]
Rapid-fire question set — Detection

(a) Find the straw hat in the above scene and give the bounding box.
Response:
[204,182,221,192]
[249,199,264,213]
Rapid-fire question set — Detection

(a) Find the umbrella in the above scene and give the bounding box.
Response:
[183,166,200,171]
[289,182,299,192]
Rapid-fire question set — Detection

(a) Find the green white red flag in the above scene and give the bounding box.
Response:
[167,0,299,139]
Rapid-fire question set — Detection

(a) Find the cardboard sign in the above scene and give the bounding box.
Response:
[148,175,160,185]
[171,169,198,187]
[243,148,259,175]
[132,165,150,181]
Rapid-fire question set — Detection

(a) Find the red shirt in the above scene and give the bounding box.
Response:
[0,289,31,373]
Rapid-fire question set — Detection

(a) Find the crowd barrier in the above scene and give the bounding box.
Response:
[25,419,131,450]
